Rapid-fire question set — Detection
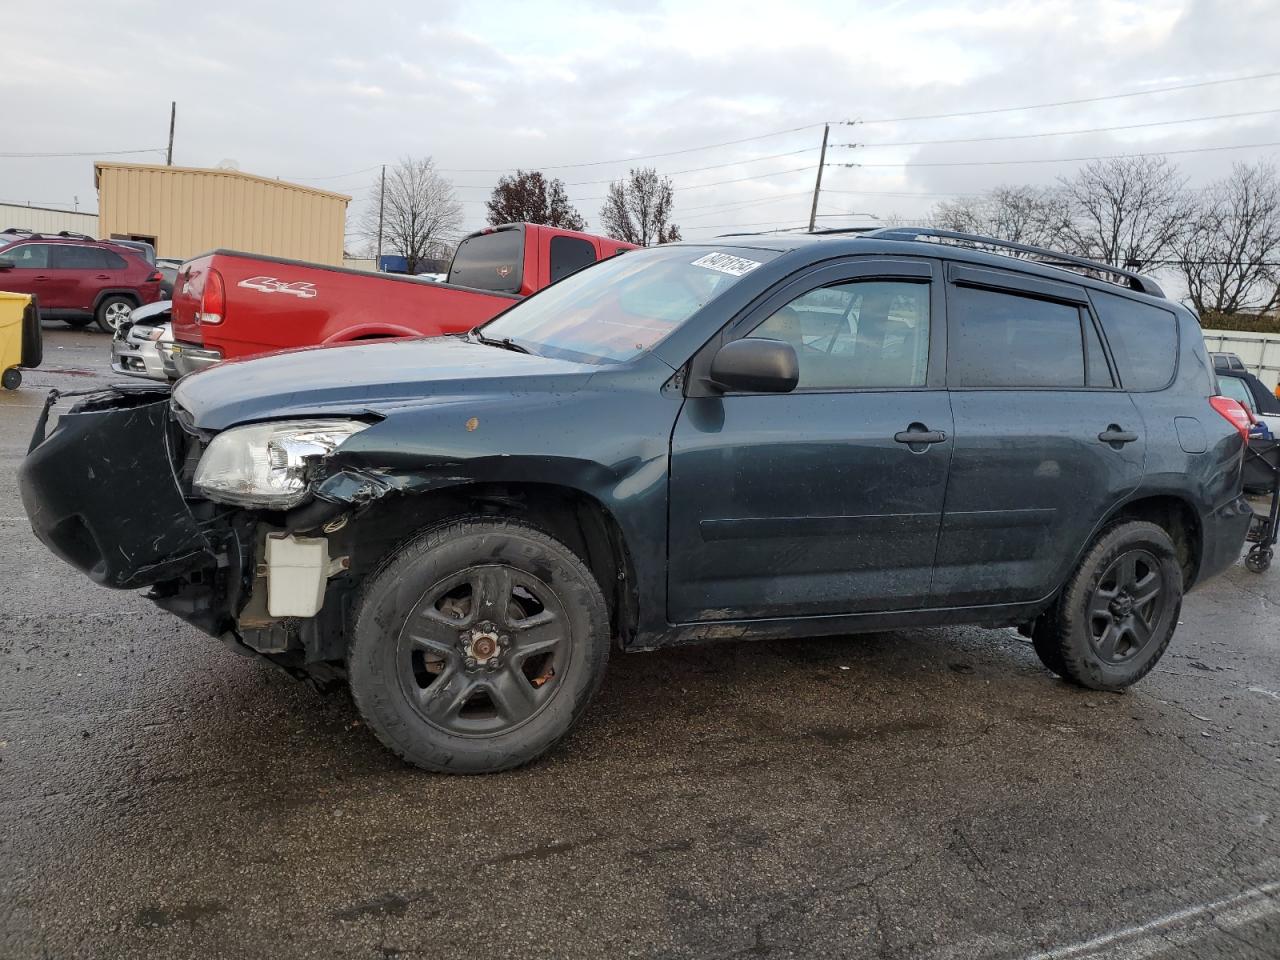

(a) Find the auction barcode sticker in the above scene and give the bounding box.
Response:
[690,253,763,277]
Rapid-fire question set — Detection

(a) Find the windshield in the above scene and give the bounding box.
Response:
[478,245,777,364]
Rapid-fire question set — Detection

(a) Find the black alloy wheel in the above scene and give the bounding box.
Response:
[1032,520,1182,691]
[1085,548,1168,665]
[398,564,570,737]
[348,517,610,773]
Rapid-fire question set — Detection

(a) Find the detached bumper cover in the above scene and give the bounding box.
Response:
[18,389,214,589]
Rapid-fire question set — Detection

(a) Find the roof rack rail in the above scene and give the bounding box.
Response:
[806,227,882,236]
[1,227,96,242]
[862,226,1166,298]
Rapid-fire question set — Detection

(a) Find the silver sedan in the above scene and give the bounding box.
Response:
[110,300,175,381]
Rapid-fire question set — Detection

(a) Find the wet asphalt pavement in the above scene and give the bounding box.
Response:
[1,327,1278,960]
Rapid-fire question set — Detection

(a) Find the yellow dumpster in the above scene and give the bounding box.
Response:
[0,291,42,390]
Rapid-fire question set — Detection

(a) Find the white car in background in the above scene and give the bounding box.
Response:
[110,300,175,381]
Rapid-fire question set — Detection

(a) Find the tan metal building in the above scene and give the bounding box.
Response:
[94,162,350,265]
[0,202,99,236]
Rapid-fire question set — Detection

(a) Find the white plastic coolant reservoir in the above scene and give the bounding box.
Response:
[265,533,330,618]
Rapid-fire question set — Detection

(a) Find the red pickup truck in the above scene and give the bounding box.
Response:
[168,223,636,375]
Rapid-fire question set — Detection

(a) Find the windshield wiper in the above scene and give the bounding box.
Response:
[469,330,532,355]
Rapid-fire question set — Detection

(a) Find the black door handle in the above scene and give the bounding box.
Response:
[894,424,947,446]
[1098,426,1139,445]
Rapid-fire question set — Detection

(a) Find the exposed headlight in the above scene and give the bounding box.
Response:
[193,419,370,509]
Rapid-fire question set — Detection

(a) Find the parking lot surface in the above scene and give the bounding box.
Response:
[1,327,1278,959]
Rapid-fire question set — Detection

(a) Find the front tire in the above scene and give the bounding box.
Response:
[1034,521,1183,691]
[348,517,611,773]
[95,295,134,333]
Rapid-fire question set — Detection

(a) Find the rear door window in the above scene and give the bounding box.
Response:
[448,228,524,293]
[1085,314,1114,387]
[549,236,596,283]
[3,243,50,269]
[52,245,108,270]
[947,285,1087,388]
[1088,291,1179,391]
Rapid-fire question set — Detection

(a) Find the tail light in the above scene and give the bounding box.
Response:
[1210,395,1254,441]
[198,267,225,325]
[146,270,162,283]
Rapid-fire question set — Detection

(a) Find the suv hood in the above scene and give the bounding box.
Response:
[173,336,599,431]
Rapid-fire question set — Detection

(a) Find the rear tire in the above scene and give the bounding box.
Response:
[1034,521,1182,691]
[347,517,611,773]
[94,295,134,334]
[63,316,94,329]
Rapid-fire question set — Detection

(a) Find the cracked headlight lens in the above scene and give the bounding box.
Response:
[193,419,369,509]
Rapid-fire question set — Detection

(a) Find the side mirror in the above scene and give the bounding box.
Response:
[0,258,14,271]
[709,338,798,394]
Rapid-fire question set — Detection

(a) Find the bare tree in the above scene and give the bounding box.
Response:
[358,156,462,273]
[1055,156,1192,268]
[486,170,586,230]
[599,168,681,246]
[1172,162,1280,318]
[931,185,1069,249]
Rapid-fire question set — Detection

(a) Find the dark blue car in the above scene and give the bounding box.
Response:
[18,228,1254,773]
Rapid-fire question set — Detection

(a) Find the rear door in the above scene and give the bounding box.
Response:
[667,257,952,622]
[49,244,112,311]
[932,265,1144,607]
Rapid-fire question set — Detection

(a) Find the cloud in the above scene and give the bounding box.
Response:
[1,0,1277,248]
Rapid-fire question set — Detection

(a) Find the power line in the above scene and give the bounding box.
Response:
[0,147,166,158]
[822,188,976,198]
[435,123,825,173]
[842,70,1280,126]
[555,148,815,187]
[453,163,817,191]
[830,140,1280,169]
[678,192,815,219]
[683,218,815,232]
[290,164,385,182]
[833,108,1280,150]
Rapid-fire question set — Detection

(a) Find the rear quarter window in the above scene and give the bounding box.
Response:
[1088,291,1179,392]
[549,235,596,283]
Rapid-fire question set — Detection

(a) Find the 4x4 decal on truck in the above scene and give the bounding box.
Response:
[237,276,318,299]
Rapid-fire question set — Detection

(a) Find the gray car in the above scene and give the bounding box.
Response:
[18,227,1257,774]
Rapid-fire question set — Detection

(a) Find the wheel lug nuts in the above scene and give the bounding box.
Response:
[487,658,500,670]
[465,657,478,670]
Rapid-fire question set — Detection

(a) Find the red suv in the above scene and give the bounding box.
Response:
[0,231,164,332]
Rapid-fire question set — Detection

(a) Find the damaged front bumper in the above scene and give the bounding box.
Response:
[18,385,453,684]
[18,387,350,672]
[19,386,218,590]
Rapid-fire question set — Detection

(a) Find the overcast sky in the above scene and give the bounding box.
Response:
[4,0,1280,250]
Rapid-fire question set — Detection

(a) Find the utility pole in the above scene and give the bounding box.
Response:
[376,164,386,270]
[808,124,829,232]
[166,102,176,166]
